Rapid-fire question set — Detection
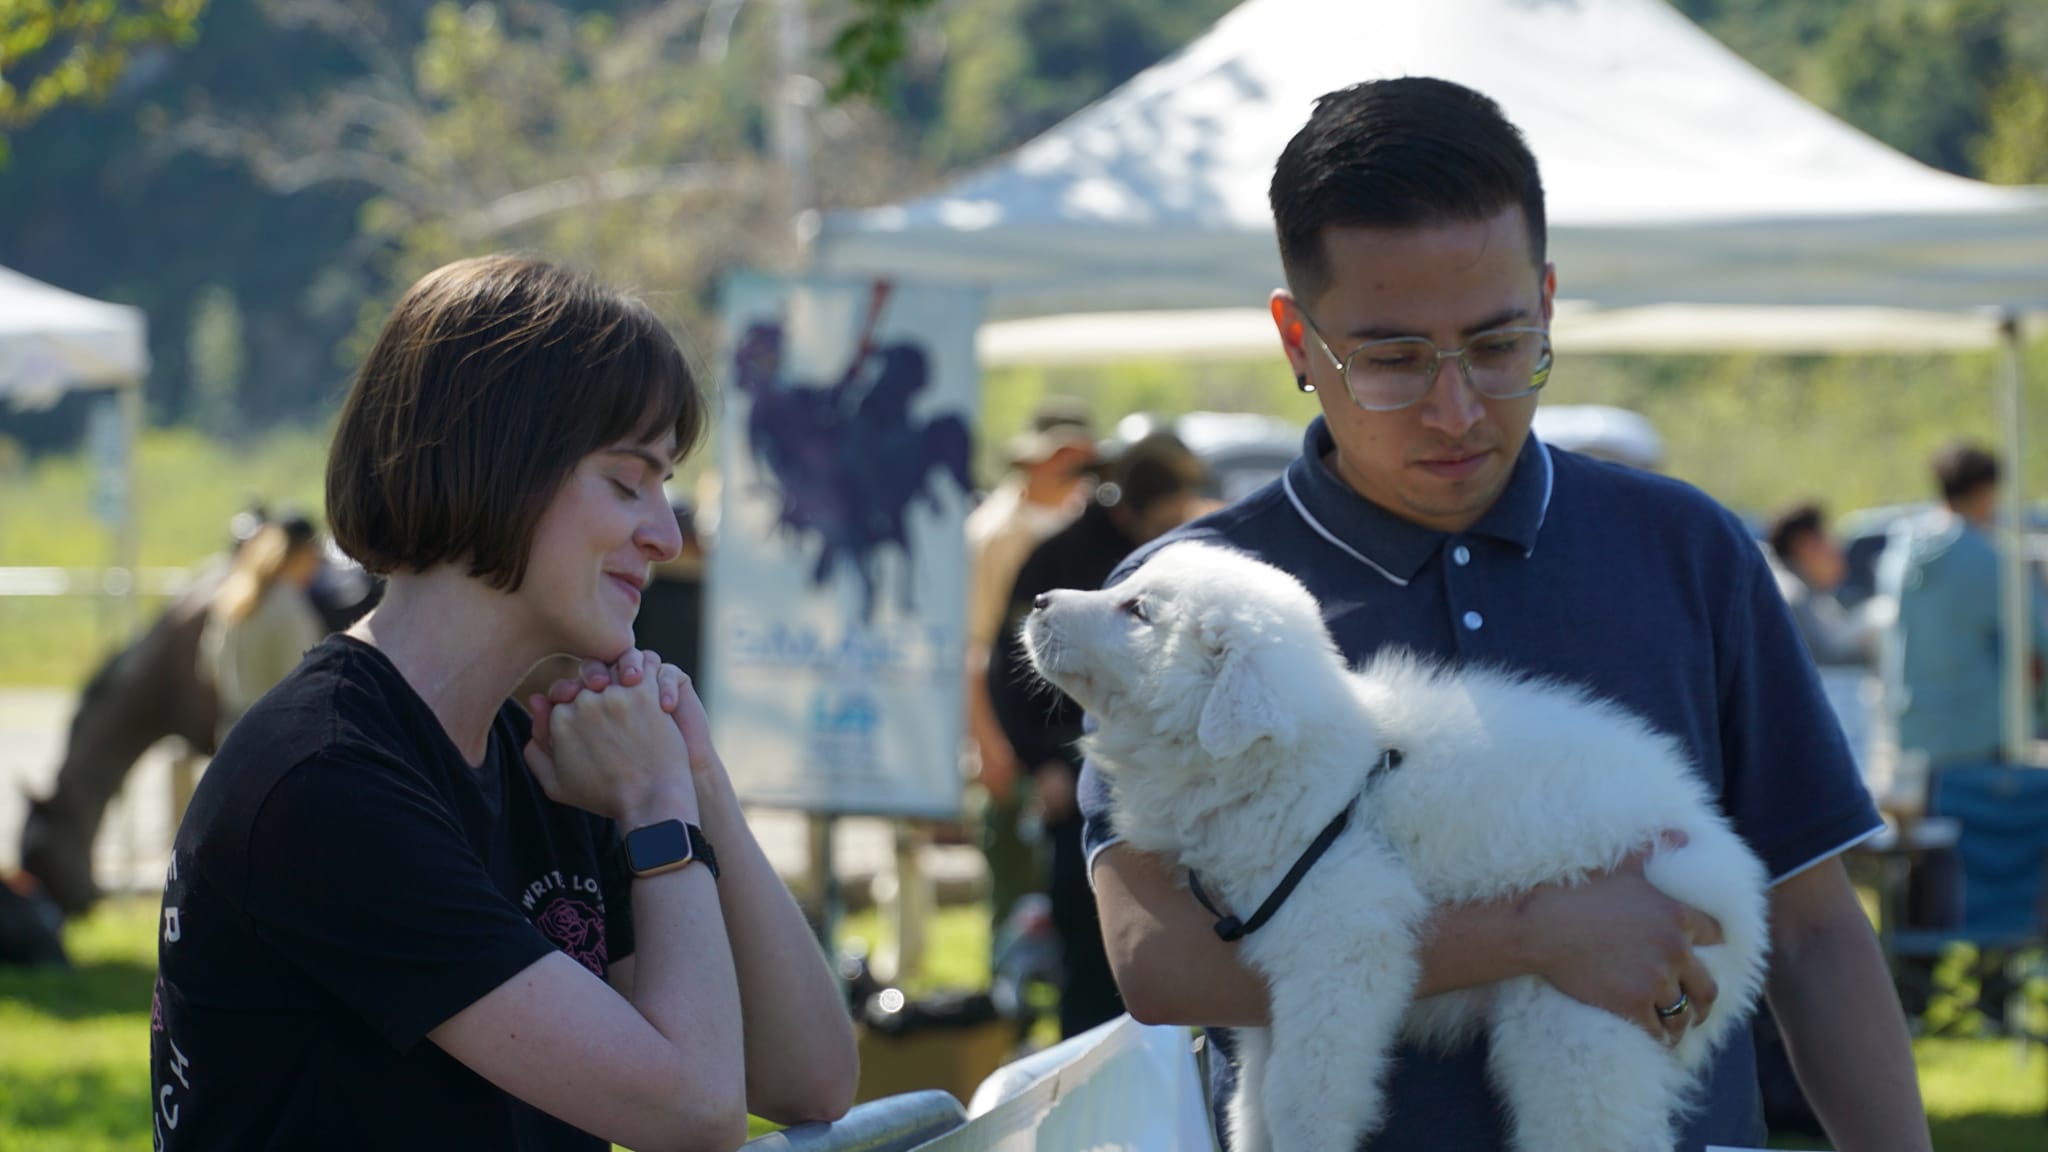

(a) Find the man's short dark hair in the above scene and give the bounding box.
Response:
[1269,77,1547,304]
[1766,502,1827,567]
[1111,432,1207,517]
[328,254,707,592]
[1931,441,1999,506]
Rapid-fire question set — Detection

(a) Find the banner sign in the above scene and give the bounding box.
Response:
[709,273,982,817]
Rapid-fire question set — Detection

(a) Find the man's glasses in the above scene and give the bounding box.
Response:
[1300,312,1553,412]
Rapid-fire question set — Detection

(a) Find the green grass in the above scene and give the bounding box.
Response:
[1,899,2043,1149]
[0,900,158,1152]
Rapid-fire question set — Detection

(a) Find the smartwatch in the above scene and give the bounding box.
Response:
[622,819,719,880]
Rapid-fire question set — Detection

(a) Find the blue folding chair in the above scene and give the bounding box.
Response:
[1882,763,2048,1119]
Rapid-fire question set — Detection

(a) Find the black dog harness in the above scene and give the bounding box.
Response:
[1186,748,1404,943]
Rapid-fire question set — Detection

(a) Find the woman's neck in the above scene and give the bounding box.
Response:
[348,569,544,766]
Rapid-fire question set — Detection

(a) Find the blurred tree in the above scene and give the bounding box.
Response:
[1670,0,1854,84]
[889,0,1235,169]
[1680,0,2048,181]
[160,0,914,359]
[187,282,245,439]
[1798,0,2009,177]
[0,0,208,160]
[827,0,932,101]
[1975,65,2048,184]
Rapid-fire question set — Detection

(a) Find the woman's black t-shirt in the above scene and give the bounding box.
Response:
[150,635,636,1150]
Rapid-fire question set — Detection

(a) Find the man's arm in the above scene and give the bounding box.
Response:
[1096,841,1722,1040]
[1764,856,1931,1152]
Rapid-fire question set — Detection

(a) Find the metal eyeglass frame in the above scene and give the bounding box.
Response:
[1298,310,1554,412]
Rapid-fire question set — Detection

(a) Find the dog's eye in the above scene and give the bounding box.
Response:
[1119,596,1149,623]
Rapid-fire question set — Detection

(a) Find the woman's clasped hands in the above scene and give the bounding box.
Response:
[523,648,718,825]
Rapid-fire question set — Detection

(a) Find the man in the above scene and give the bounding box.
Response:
[1080,79,1929,1151]
[988,432,1208,1037]
[1767,501,1875,667]
[1879,442,2048,775]
[964,400,1098,936]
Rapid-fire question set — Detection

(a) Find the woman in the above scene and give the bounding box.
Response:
[199,514,327,742]
[151,255,857,1151]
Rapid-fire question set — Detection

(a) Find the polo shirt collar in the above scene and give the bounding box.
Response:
[1280,416,1554,586]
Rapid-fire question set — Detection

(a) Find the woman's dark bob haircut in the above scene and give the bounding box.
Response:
[327,254,706,592]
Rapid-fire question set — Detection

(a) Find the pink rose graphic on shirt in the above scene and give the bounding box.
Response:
[534,895,607,977]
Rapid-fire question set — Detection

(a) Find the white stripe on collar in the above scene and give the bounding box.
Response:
[1281,468,1410,587]
[1282,438,1556,577]
[1526,438,1555,560]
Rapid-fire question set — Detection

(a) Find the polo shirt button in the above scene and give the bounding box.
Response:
[1452,545,1471,566]
[1462,610,1484,631]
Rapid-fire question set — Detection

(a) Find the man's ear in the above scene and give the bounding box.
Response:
[1196,639,1297,759]
[1270,292,1312,379]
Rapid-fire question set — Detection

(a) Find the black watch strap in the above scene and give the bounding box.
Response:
[622,819,719,880]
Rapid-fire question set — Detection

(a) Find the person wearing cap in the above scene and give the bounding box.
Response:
[988,432,1209,1037]
[964,401,1098,938]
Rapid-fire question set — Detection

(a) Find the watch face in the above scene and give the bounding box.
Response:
[627,820,694,872]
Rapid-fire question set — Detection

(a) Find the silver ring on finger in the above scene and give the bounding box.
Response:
[1654,990,1690,1021]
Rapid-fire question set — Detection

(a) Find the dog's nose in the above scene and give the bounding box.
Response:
[1033,593,1052,612]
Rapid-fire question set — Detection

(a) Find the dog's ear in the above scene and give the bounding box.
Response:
[1196,639,1297,759]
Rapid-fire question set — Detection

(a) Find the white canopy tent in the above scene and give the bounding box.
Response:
[819,0,2048,759]
[0,265,149,631]
[821,0,2048,331]
[0,265,149,401]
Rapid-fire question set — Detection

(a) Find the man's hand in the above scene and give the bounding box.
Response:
[1035,760,1079,824]
[1516,834,1723,1044]
[975,730,1021,804]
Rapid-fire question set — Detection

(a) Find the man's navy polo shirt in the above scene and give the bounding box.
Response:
[1078,417,1882,1152]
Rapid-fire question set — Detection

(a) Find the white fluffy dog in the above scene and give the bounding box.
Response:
[1022,541,1770,1152]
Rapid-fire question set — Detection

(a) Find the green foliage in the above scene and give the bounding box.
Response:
[828,0,937,102]
[343,0,790,343]
[1798,0,2012,176]
[898,0,1237,168]
[0,0,206,157]
[186,282,244,439]
[1976,66,2048,184]
[1679,0,2048,180]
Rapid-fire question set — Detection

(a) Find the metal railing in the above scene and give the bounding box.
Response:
[0,566,194,598]
[739,1091,965,1151]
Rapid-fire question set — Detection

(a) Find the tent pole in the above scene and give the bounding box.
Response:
[118,376,143,643]
[1998,312,2032,765]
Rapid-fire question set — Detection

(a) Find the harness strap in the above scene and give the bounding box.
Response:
[1185,748,1402,943]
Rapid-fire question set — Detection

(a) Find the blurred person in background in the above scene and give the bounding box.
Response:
[152,255,854,1151]
[1766,501,1877,668]
[633,498,708,686]
[200,513,327,743]
[988,431,1209,1037]
[1879,441,2048,790]
[963,399,1097,941]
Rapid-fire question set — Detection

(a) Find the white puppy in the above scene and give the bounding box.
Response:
[1023,541,1770,1152]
